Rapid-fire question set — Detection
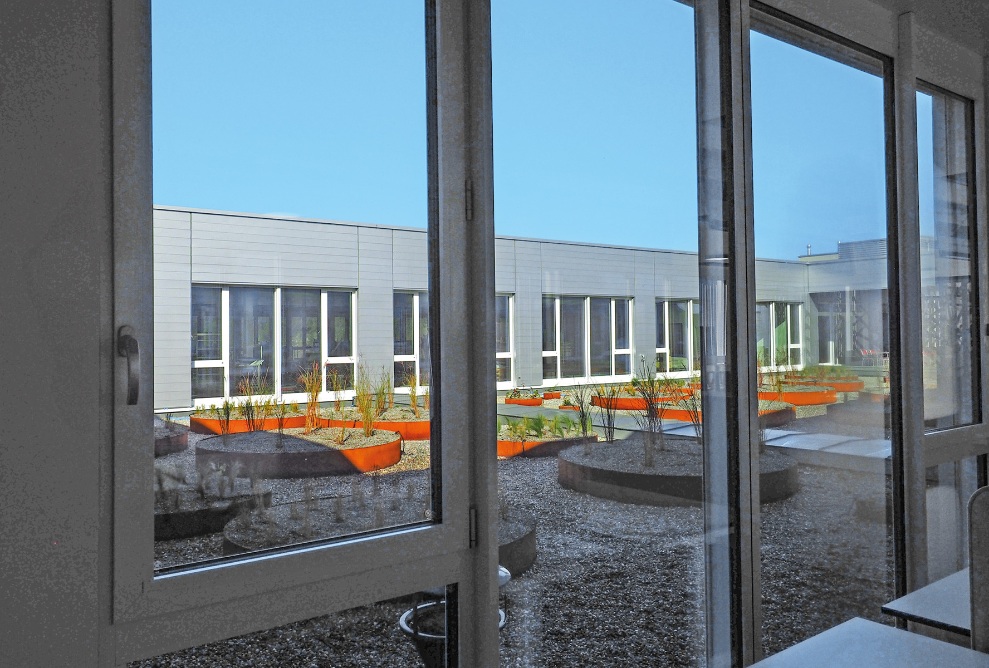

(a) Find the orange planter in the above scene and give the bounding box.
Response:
[559,405,580,411]
[497,435,597,458]
[321,417,430,441]
[190,414,308,435]
[543,391,562,399]
[757,389,837,406]
[505,397,543,406]
[591,395,675,410]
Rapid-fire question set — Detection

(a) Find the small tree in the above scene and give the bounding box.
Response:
[404,368,420,418]
[596,384,620,444]
[354,361,376,437]
[568,382,594,454]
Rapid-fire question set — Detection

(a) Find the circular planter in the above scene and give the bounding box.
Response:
[656,404,795,429]
[154,431,188,457]
[322,417,430,440]
[196,430,401,479]
[542,391,562,400]
[155,490,271,541]
[399,601,506,668]
[505,397,543,407]
[787,378,865,393]
[190,414,308,435]
[498,508,537,577]
[558,405,580,411]
[757,388,837,406]
[591,395,672,411]
[558,435,799,506]
[497,435,597,458]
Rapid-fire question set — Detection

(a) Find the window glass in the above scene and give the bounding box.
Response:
[394,292,415,357]
[191,368,224,400]
[559,297,586,378]
[495,295,510,353]
[542,296,556,352]
[917,87,980,431]
[326,290,352,358]
[191,286,222,361]
[751,15,893,655]
[229,286,275,396]
[281,288,321,393]
[589,297,611,376]
[670,300,689,371]
[655,300,666,350]
[615,298,630,350]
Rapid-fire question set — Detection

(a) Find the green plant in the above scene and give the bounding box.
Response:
[298,361,322,434]
[354,361,376,437]
[549,414,565,439]
[631,356,666,466]
[423,386,430,412]
[404,368,420,418]
[327,367,344,413]
[596,384,620,443]
[375,367,391,418]
[527,413,547,438]
[567,382,594,454]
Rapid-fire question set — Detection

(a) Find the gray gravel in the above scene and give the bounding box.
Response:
[139,427,893,667]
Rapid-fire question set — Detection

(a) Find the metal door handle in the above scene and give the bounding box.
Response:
[117,325,140,405]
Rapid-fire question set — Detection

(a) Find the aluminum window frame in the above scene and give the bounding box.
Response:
[111,2,497,664]
[541,295,635,385]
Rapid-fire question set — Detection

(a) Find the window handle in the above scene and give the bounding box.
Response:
[117,325,140,405]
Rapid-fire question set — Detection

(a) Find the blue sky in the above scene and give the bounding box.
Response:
[153,1,932,261]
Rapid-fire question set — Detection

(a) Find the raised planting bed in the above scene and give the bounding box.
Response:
[154,421,189,456]
[590,394,678,411]
[196,428,401,479]
[542,391,562,399]
[505,397,543,407]
[757,385,838,406]
[190,414,308,435]
[786,376,866,393]
[559,434,799,506]
[155,488,271,540]
[657,399,796,429]
[223,496,536,570]
[497,435,598,458]
[321,406,430,440]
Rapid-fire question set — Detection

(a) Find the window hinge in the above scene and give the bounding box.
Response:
[465,179,474,222]
[469,505,478,549]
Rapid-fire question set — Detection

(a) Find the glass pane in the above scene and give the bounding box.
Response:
[615,298,630,349]
[559,297,586,378]
[281,288,321,393]
[917,88,980,431]
[418,291,431,386]
[542,296,556,352]
[495,358,512,383]
[191,285,222,361]
[589,297,611,376]
[495,295,510,353]
[229,286,275,397]
[655,352,668,374]
[542,355,558,380]
[394,360,416,388]
[655,300,666,349]
[327,290,353,358]
[751,18,893,655]
[152,2,436,577]
[670,300,689,371]
[493,0,705,663]
[394,292,415,357]
[925,458,982,582]
[191,367,223,400]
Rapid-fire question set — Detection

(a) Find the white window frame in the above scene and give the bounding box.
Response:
[495,293,514,390]
[655,297,697,379]
[189,285,357,409]
[393,290,429,392]
[541,295,634,385]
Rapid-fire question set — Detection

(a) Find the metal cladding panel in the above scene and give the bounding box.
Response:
[357,227,396,374]
[754,260,809,302]
[540,242,635,296]
[512,240,543,387]
[633,250,660,373]
[494,238,517,293]
[153,210,192,409]
[806,258,889,294]
[392,229,428,290]
[190,212,360,287]
[654,251,700,298]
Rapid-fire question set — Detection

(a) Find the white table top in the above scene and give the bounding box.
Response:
[882,568,970,635]
[751,618,989,667]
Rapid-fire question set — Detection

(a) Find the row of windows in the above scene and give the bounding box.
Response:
[191,287,806,400]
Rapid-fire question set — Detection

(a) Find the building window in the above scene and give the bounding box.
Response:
[394,291,429,389]
[656,298,706,375]
[495,294,513,385]
[543,296,633,381]
[190,285,355,403]
[756,301,802,368]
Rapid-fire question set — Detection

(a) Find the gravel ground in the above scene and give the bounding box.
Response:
[140,419,893,667]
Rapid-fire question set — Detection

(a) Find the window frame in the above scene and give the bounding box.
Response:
[541,295,634,385]
[393,290,430,391]
[495,293,514,389]
[111,2,497,664]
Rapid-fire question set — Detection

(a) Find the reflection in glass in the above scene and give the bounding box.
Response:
[281,289,321,393]
[917,88,980,431]
[191,286,222,361]
[394,292,415,357]
[751,18,893,655]
[230,287,274,396]
[191,367,223,399]
[589,297,611,376]
[326,291,353,358]
[670,300,689,372]
[542,296,558,379]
